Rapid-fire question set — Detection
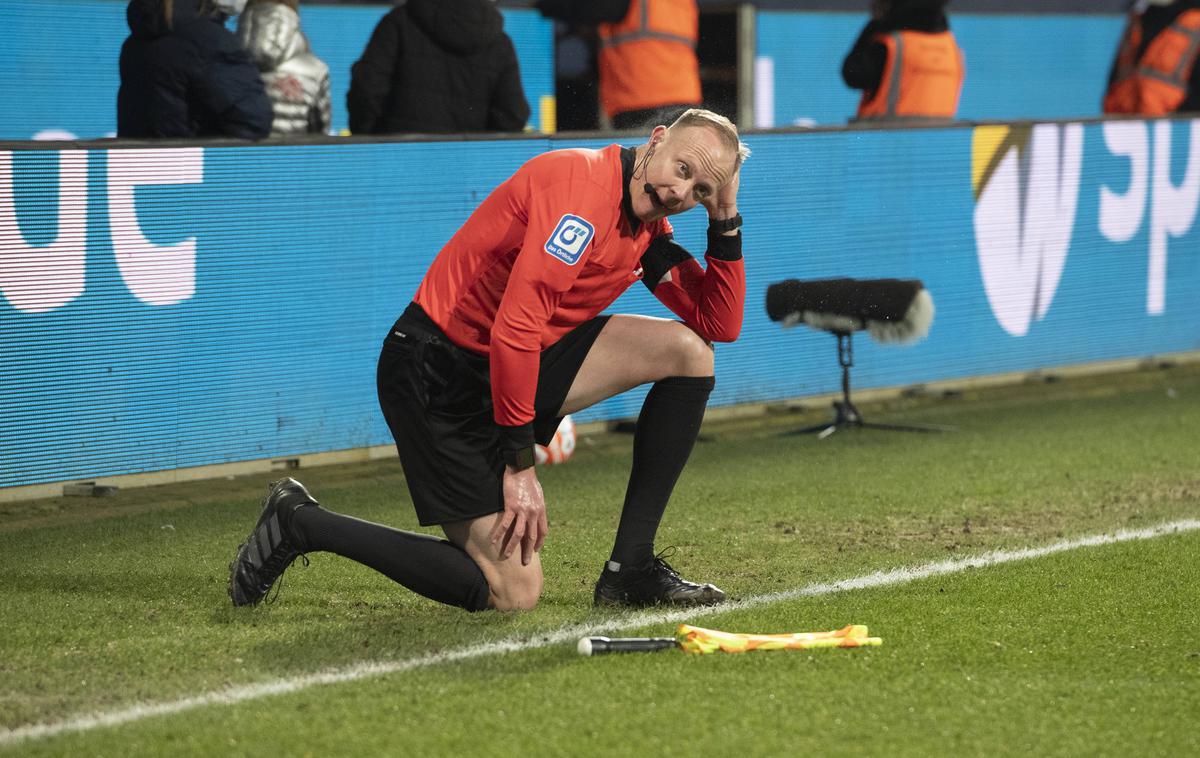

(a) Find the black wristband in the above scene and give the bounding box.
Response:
[498,422,536,470]
[705,227,742,261]
[498,422,536,451]
[503,446,537,471]
[708,213,743,234]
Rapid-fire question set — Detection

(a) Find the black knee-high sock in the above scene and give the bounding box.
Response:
[291,506,491,611]
[608,375,714,568]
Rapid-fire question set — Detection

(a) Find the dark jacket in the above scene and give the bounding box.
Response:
[347,0,530,134]
[1106,0,1200,113]
[842,0,950,95]
[118,0,272,139]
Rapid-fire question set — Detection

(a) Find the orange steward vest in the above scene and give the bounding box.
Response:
[1104,9,1200,115]
[856,30,965,121]
[598,0,701,118]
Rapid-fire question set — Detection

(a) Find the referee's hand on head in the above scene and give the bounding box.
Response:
[491,467,547,565]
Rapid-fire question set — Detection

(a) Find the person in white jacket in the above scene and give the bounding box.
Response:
[237,0,331,135]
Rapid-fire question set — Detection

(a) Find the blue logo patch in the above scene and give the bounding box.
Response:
[544,214,594,265]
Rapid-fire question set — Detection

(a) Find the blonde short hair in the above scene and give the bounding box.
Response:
[669,109,751,170]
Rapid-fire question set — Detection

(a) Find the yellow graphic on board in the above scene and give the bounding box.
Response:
[971,122,1082,336]
[971,124,1032,200]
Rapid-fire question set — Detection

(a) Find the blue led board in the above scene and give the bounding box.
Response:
[3,120,1199,488]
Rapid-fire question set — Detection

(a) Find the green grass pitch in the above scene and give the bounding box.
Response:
[2,363,1199,756]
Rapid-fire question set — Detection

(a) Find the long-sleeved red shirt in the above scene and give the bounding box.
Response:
[414,143,744,431]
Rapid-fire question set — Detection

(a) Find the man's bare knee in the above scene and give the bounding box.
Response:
[488,572,543,611]
[443,515,544,612]
[668,324,715,377]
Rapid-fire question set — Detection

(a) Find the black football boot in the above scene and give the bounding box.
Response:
[593,549,727,608]
[228,478,318,606]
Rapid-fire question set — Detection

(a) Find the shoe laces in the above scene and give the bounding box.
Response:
[651,546,681,578]
[261,551,308,605]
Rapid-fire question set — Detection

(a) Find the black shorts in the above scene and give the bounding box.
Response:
[377,302,609,526]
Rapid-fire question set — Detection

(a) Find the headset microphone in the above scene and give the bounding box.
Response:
[639,141,658,203]
[636,138,671,210]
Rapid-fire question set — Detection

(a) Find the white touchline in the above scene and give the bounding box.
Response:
[3,518,1198,747]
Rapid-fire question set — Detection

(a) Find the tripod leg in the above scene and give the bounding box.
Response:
[782,421,840,436]
[859,421,955,433]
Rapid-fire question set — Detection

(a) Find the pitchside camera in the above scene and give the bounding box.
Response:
[764,277,950,438]
[765,277,934,344]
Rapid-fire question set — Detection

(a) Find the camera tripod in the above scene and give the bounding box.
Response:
[786,331,954,439]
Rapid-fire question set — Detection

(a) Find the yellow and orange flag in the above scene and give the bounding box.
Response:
[675,623,882,655]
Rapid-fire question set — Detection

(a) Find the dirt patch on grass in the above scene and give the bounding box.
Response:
[771,476,1200,559]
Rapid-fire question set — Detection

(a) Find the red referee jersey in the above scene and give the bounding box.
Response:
[414,143,744,429]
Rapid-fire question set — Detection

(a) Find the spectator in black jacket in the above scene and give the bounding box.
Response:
[347,0,530,134]
[118,0,272,139]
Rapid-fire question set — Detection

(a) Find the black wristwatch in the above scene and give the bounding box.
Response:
[709,213,743,234]
[503,446,536,471]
